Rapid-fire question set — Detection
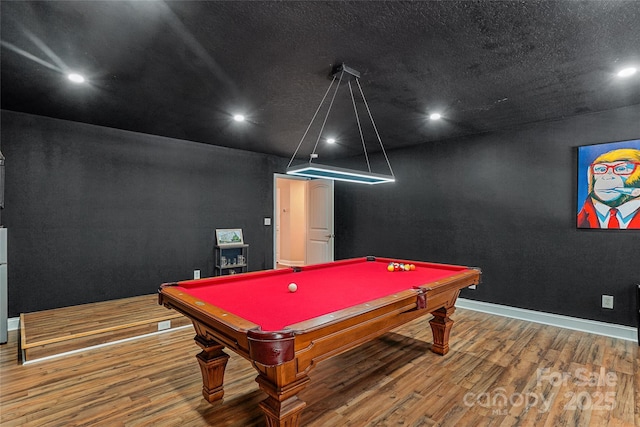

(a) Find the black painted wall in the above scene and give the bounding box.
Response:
[1,111,285,317]
[336,104,640,327]
[2,106,639,327]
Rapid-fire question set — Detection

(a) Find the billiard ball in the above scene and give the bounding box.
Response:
[288,283,298,292]
[410,264,416,270]
[387,263,395,272]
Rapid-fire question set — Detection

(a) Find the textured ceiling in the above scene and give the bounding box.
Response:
[2,1,639,163]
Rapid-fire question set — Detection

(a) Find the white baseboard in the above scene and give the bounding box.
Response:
[8,317,19,331]
[277,259,305,267]
[457,298,638,342]
[22,325,192,364]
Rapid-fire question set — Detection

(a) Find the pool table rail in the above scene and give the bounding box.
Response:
[159,283,259,355]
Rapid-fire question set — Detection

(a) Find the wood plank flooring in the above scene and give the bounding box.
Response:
[20,295,191,362]
[1,304,638,426]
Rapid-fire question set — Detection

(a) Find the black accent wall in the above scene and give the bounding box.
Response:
[2,105,639,327]
[1,111,285,317]
[336,104,640,327]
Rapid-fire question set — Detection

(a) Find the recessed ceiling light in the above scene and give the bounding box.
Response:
[67,73,85,83]
[429,113,442,120]
[233,114,245,122]
[617,67,637,78]
[327,138,336,144]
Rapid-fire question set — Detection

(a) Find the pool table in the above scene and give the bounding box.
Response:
[158,256,481,427]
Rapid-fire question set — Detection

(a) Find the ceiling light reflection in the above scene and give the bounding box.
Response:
[617,67,637,78]
[67,73,85,83]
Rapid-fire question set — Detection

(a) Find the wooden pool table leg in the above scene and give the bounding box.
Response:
[194,335,230,403]
[429,306,456,355]
[255,373,311,427]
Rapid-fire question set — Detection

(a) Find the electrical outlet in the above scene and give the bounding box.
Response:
[194,270,201,279]
[158,320,171,331]
[264,217,272,226]
[601,295,614,309]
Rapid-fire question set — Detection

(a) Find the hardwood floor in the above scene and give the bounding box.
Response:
[1,307,638,426]
[20,295,190,362]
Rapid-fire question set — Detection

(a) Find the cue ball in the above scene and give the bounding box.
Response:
[288,283,298,292]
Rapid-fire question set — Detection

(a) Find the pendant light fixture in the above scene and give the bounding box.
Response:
[286,63,395,185]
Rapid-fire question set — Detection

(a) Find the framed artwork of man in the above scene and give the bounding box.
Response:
[577,139,640,230]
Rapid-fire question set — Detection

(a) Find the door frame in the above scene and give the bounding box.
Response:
[273,174,335,269]
[273,173,308,269]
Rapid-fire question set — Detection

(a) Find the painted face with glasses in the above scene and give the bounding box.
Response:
[578,147,640,229]
[590,159,640,203]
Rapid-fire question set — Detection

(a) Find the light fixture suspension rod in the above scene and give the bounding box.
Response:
[356,78,395,177]
[287,76,337,169]
[309,70,344,164]
[348,80,371,173]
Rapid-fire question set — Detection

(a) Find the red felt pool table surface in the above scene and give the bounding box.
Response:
[170,257,469,331]
[159,256,481,427]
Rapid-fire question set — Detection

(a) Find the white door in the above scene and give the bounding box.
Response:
[305,179,334,265]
